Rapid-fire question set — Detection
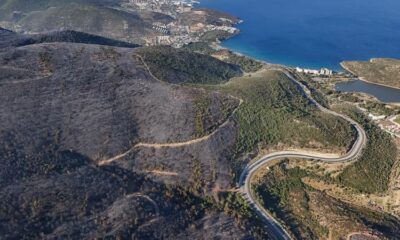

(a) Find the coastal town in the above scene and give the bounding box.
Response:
[121,0,240,47]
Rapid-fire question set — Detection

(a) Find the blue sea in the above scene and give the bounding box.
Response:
[198,0,400,70]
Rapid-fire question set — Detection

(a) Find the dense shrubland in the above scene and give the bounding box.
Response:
[218,72,355,156]
[335,106,398,193]
[137,46,242,84]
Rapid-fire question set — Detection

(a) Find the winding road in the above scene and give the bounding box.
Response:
[238,70,368,240]
[97,64,367,239]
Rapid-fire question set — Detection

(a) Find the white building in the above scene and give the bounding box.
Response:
[319,68,333,76]
[295,67,304,73]
[295,67,333,76]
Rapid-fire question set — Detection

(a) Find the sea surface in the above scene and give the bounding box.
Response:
[198,0,400,71]
[336,80,400,103]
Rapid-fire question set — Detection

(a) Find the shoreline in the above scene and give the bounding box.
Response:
[210,41,282,67]
[340,62,400,91]
[197,3,399,91]
[206,14,400,105]
[210,20,400,104]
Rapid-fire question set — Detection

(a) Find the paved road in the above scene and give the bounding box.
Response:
[238,70,368,240]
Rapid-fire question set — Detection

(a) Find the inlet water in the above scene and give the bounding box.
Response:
[336,80,400,103]
[198,0,400,70]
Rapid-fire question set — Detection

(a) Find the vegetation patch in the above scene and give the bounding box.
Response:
[359,101,399,116]
[223,54,263,73]
[253,161,400,239]
[193,96,212,137]
[210,192,270,239]
[199,29,235,42]
[395,116,400,124]
[216,71,355,157]
[183,42,263,72]
[336,107,398,193]
[137,46,242,84]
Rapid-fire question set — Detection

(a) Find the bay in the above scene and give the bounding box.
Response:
[198,0,400,70]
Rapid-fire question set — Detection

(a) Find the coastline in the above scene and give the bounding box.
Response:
[340,62,400,91]
[197,2,400,91]
[199,6,400,104]
[210,41,279,67]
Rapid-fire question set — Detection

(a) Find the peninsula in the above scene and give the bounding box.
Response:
[341,58,400,89]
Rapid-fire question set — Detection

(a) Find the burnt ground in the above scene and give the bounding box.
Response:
[0,29,257,239]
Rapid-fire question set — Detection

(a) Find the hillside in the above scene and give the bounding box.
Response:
[3,22,399,238]
[137,46,242,84]
[341,58,400,89]
[0,37,267,238]
[253,161,400,239]
[0,0,160,44]
[0,0,121,13]
[0,28,139,49]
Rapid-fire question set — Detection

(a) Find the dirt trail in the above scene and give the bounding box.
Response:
[97,97,240,165]
[98,55,243,166]
[146,170,178,176]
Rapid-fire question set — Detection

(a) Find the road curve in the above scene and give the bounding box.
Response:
[238,70,368,240]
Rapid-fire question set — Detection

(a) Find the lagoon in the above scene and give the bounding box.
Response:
[198,0,400,70]
[335,80,400,103]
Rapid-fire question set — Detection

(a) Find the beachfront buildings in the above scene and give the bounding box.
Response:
[295,67,333,76]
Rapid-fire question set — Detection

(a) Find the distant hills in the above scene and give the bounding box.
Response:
[0,0,163,44]
[0,28,140,49]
